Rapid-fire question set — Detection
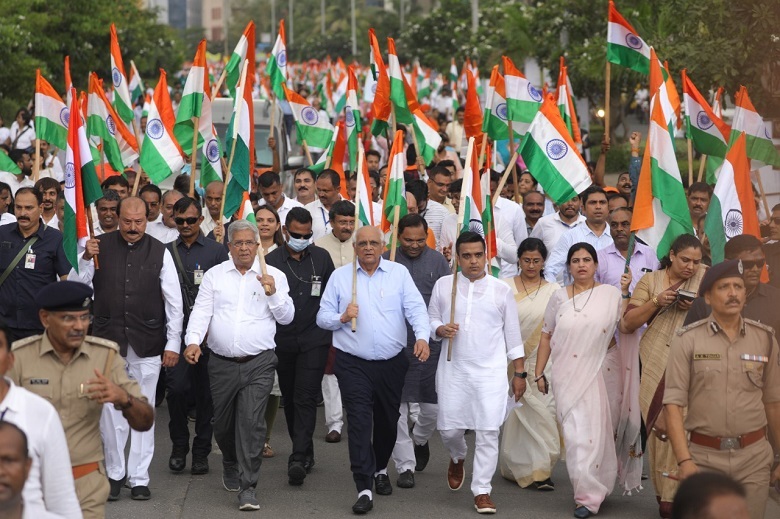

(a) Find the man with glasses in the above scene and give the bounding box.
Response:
[165,197,228,476]
[266,207,335,486]
[317,225,430,514]
[766,203,780,289]
[684,234,780,334]
[146,190,183,244]
[69,196,183,502]
[183,219,294,511]
[139,184,163,223]
[595,207,660,290]
[10,280,153,519]
[305,170,343,241]
[426,166,455,214]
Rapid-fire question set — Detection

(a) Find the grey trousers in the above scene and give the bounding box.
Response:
[208,349,277,490]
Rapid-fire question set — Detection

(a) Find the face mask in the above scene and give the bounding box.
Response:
[287,236,309,252]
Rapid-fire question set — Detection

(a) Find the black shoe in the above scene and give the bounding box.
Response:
[352,495,373,514]
[414,442,430,472]
[534,478,555,491]
[169,446,187,472]
[288,461,306,486]
[396,470,415,488]
[191,457,209,475]
[131,485,151,500]
[222,465,240,492]
[374,474,392,496]
[573,505,592,518]
[108,477,125,501]
[304,457,315,474]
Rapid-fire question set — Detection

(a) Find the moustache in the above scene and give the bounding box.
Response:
[726,298,741,305]
[17,216,29,221]
[126,230,140,235]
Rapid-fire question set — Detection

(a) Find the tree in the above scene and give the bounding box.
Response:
[0,0,185,118]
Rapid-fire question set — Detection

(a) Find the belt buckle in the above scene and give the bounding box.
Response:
[719,437,739,450]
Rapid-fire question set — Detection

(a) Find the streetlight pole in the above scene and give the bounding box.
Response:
[471,0,479,34]
[321,0,326,36]
[271,0,276,40]
[399,0,404,31]
[351,0,357,57]
[288,0,294,45]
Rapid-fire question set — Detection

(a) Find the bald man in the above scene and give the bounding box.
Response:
[317,225,430,514]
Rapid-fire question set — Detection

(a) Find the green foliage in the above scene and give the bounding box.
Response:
[0,0,185,119]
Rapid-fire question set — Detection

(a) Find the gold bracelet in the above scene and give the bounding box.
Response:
[652,296,660,308]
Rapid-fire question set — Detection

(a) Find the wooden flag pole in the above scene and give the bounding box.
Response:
[255,247,271,295]
[391,104,397,138]
[409,125,426,179]
[446,256,458,362]
[697,154,708,183]
[302,139,314,167]
[492,152,519,208]
[511,160,521,205]
[189,116,200,197]
[350,148,365,333]
[477,134,488,170]
[686,138,694,187]
[388,205,401,262]
[753,169,771,220]
[507,120,516,160]
[32,138,41,182]
[211,67,228,98]
[130,119,144,196]
[604,61,611,145]
[85,204,100,270]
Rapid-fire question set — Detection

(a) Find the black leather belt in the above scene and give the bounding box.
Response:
[210,351,261,364]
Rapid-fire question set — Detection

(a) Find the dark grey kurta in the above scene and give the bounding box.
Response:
[383,246,451,403]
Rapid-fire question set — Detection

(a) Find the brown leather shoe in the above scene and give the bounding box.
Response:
[474,494,496,514]
[325,430,341,443]
[447,459,464,491]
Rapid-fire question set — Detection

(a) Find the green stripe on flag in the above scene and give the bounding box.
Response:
[704,195,726,264]
[518,137,580,204]
[36,118,67,151]
[62,203,79,271]
[607,44,650,75]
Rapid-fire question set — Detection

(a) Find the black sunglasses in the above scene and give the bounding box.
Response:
[742,259,765,270]
[288,230,313,240]
[174,216,199,225]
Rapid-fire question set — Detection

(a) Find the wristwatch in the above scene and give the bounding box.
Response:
[513,372,528,379]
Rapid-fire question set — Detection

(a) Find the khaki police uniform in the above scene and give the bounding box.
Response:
[9,332,146,519]
[664,316,780,519]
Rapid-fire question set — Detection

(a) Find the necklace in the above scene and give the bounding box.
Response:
[519,276,542,300]
[572,282,595,312]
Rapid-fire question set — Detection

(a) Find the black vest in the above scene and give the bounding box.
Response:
[91,231,167,357]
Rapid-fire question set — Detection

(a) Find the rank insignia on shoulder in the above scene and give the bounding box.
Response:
[29,378,49,385]
[677,319,708,335]
[693,353,721,360]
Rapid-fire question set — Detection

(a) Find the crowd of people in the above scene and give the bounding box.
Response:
[1,96,779,519]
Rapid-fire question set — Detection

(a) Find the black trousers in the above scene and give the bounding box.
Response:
[166,346,213,458]
[334,349,409,493]
[275,344,329,464]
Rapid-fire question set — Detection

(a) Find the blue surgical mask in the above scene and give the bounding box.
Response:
[287,236,309,252]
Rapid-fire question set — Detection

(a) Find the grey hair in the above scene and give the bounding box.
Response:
[227,219,259,243]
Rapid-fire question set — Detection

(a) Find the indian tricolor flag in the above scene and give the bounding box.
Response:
[110,23,134,124]
[64,56,73,107]
[409,107,441,166]
[463,69,484,150]
[631,83,693,259]
[224,60,252,218]
[681,69,730,158]
[731,85,780,168]
[369,28,391,136]
[265,20,287,99]
[284,83,334,149]
[225,21,256,98]
[556,58,581,147]
[388,38,414,125]
[345,66,361,171]
[381,130,408,233]
[482,65,512,142]
[139,69,185,184]
[648,48,676,131]
[87,73,139,173]
[129,60,144,106]
[355,148,375,227]
[239,191,256,223]
[704,132,761,264]
[333,66,348,113]
[35,70,69,150]
[457,138,486,237]
[502,56,541,136]
[607,0,651,75]
[480,155,498,276]
[517,94,592,205]
[63,88,102,272]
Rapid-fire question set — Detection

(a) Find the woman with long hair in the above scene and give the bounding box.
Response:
[619,233,706,518]
[535,242,629,518]
[499,238,561,491]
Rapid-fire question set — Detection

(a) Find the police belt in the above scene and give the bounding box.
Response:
[690,429,765,450]
[72,462,99,479]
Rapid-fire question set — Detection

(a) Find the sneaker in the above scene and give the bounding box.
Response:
[396,469,415,488]
[191,457,209,475]
[534,478,555,491]
[474,494,496,514]
[238,488,260,511]
[222,465,240,492]
[130,485,151,501]
[288,461,306,486]
[108,476,125,501]
[414,442,430,472]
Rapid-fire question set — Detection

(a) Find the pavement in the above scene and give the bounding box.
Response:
[106,401,779,518]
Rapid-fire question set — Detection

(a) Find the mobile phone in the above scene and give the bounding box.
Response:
[677,289,696,303]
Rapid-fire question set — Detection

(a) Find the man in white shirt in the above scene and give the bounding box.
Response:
[489,172,527,278]
[92,190,120,236]
[0,149,34,196]
[257,171,303,226]
[139,184,163,224]
[305,170,343,241]
[146,189,182,243]
[293,168,316,206]
[408,180,449,248]
[34,177,60,229]
[200,181,228,238]
[0,324,81,519]
[545,185,613,284]
[445,107,465,156]
[38,141,64,182]
[530,195,585,255]
[0,181,14,226]
[183,219,294,512]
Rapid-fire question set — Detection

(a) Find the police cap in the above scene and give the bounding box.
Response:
[35,281,93,312]
[698,259,744,296]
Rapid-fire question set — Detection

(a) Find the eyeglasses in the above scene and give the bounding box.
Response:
[288,230,313,240]
[174,217,199,225]
[356,240,383,249]
[57,313,93,324]
[742,259,765,270]
[231,240,257,249]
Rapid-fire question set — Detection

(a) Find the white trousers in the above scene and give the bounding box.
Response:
[392,402,438,473]
[321,374,343,433]
[440,428,499,496]
[101,348,160,486]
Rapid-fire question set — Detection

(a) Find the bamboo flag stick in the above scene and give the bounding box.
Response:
[211,67,228,98]
[350,148,366,333]
[477,133,488,169]
[686,138,694,186]
[130,119,143,196]
[303,139,314,167]
[446,256,458,362]
[189,116,200,196]
[604,61,611,145]
[85,203,100,270]
[255,247,271,295]
[753,169,771,220]
[388,205,401,262]
[697,154,708,183]
[33,138,41,182]
[492,152,519,208]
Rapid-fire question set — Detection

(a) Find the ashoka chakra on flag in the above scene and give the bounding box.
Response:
[60,107,70,127]
[625,33,643,49]
[106,115,117,136]
[528,83,542,102]
[301,107,319,125]
[65,162,76,188]
[696,111,713,130]
[496,103,508,121]
[546,139,568,160]
[345,109,356,127]
[724,209,743,238]
[112,68,122,87]
[206,139,221,163]
[147,119,164,140]
[468,219,484,236]
[277,50,287,67]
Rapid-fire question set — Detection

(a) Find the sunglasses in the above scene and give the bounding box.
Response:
[742,259,765,270]
[288,230,313,240]
[174,216,199,225]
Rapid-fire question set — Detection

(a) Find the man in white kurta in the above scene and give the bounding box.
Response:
[428,231,526,515]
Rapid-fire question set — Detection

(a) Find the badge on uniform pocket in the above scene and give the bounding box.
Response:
[194,269,204,285]
[25,251,36,269]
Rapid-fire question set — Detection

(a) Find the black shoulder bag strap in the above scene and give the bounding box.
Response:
[0,236,39,289]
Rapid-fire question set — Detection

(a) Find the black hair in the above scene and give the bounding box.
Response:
[329,200,355,222]
[97,189,121,205]
[609,206,633,218]
[579,184,607,204]
[258,171,282,188]
[285,206,313,228]
[15,187,42,205]
[367,169,380,187]
[489,169,501,184]
[0,181,11,195]
[566,242,598,265]
[771,203,780,213]
[398,213,428,234]
[455,230,485,254]
[687,181,712,198]
[139,183,162,201]
[659,233,702,269]
[724,234,763,260]
[522,191,545,204]
[449,178,463,194]
[14,108,31,125]
[117,195,150,218]
[671,472,746,519]
[428,165,452,180]
[365,149,381,160]
[437,159,456,170]
[318,169,341,188]
[34,177,60,193]
[455,106,465,114]
[0,421,29,459]
[607,192,629,204]
[405,179,428,205]
[172,196,202,217]
[517,237,548,261]
[519,170,538,186]
[253,203,284,247]
[8,148,28,167]
[102,175,130,190]
[294,168,315,180]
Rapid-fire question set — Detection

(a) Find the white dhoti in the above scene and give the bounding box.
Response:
[392,402,437,473]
